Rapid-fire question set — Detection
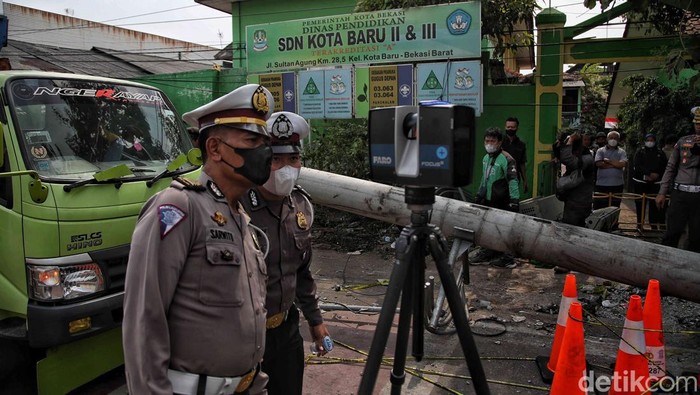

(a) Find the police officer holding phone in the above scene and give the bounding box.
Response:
[655,106,700,252]
[123,84,274,395]
[241,111,331,395]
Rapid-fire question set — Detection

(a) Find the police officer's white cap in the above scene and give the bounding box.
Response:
[267,111,310,154]
[182,84,274,136]
[692,106,700,124]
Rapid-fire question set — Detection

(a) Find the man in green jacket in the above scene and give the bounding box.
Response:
[469,127,520,268]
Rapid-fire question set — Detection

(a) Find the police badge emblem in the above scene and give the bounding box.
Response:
[248,189,259,208]
[207,180,225,199]
[271,114,293,139]
[211,211,227,226]
[296,211,308,230]
[252,85,270,115]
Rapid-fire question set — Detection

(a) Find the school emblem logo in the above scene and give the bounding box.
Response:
[252,29,268,52]
[446,10,471,35]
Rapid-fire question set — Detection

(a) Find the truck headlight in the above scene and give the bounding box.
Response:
[27,263,105,301]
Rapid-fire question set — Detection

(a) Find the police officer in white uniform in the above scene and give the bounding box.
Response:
[123,84,274,395]
[656,106,700,253]
[241,112,330,395]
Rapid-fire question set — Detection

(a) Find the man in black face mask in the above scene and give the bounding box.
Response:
[502,116,528,194]
[123,84,274,395]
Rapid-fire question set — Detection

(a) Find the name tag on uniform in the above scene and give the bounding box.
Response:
[208,228,237,243]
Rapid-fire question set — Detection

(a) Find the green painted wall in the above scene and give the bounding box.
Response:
[473,84,536,199]
[132,68,248,116]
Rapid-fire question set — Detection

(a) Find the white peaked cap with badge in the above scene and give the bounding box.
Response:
[267,111,310,154]
[182,84,275,136]
[691,106,700,124]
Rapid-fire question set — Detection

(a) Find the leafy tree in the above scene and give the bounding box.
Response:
[617,74,699,148]
[354,0,539,58]
[303,119,370,179]
[578,64,611,135]
[303,119,398,253]
[584,0,689,36]
[585,0,700,88]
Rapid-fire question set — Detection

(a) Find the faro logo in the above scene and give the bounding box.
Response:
[372,156,392,165]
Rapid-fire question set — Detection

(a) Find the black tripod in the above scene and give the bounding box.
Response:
[358,187,490,394]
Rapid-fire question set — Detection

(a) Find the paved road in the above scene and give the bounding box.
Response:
[70,247,700,395]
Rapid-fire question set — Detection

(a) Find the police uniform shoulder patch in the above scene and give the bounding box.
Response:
[174,177,205,191]
[158,204,186,239]
[207,180,225,199]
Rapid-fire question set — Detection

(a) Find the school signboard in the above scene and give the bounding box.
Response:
[246,2,481,73]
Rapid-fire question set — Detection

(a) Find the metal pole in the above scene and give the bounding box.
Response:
[299,168,700,303]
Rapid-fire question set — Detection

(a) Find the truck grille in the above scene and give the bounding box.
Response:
[89,244,130,292]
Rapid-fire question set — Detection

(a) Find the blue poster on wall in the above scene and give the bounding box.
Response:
[323,68,352,119]
[298,70,325,119]
[282,72,296,112]
[416,61,481,115]
[397,64,413,106]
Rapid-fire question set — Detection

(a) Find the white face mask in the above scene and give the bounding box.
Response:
[262,165,300,196]
[608,139,618,147]
[485,144,499,154]
[645,141,655,148]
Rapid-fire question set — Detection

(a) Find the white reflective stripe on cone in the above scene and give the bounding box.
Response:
[557,296,577,327]
[619,319,646,355]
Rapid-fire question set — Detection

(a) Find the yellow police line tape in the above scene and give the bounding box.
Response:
[338,279,389,291]
[569,309,700,335]
[570,306,699,380]
[304,339,550,393]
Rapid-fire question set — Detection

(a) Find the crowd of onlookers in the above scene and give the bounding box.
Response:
[552,108,700,255]
[469,109,700,269]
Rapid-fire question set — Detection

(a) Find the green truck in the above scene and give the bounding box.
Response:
[0,71,201,394]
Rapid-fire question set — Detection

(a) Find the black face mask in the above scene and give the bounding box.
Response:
[506,129,517,137]
[218,139,272,185]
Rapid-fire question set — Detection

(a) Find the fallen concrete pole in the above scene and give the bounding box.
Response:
[299,168,700,303]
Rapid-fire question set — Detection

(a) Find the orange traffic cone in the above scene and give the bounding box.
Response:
[536,273,578,383]
[609,295,649,395]
[643,279,666,381]
[550,302,587,395]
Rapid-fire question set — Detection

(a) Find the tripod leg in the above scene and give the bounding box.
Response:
[389,268,415,395]
[429,233,491,395]
[358,231,417,395]
[411,243,424,362]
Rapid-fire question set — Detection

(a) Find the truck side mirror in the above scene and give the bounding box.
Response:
[28,174,48,204]
[187,148,202,166]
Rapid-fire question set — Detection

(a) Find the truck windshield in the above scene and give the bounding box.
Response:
[7,77,195,181]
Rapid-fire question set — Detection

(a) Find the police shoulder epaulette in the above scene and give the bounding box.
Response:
[293,184,312,201]
[174,177,206,191]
